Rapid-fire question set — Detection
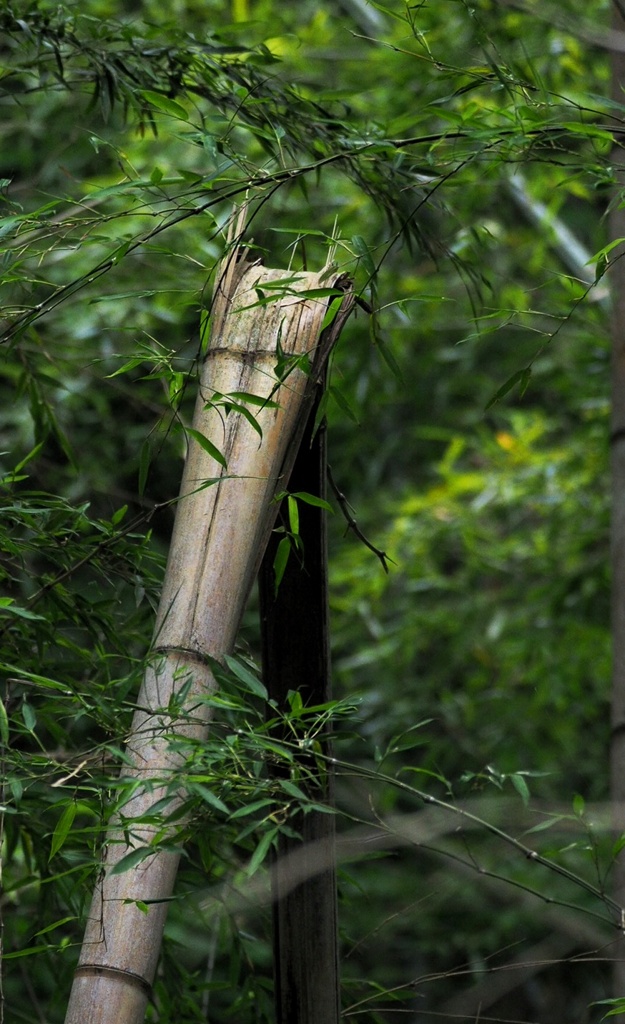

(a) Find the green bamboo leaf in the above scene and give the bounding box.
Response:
[0,599,45,622]
[228,402,262,439]
[247,826,279,876]
[298,287,346,298]
[510,774,530,806]
[525,816,565,835]
[33,915,77,937]
[375,334,403,382]
[291,491,333,512]
[320,295,343,332]
[111,504,128,526]
[0,665,69,693]
[560,121,613,141]
[3,945,52,959]
[287,494,299,536]
[594,998,625,1019]
[273,535,292,593]
[226,391,280,409]
[105,357,146,378]
[485,367,531,409]
[186,428,227,469]
[189,783,229,815]
[329,384,359,423]
[49,802,77,860]
[279,779,307,801]
[230,798,275,820]
[92,290,162,305]
[312,387,330,440]
[351,234,377,277]
[138,438,151,497]
[22,701,36,733]
[12,440,44,474]
[0,698,8,746]
[589,237,625,262]
[110,847,154,875]
[141,90,189,120]
[224,654,268,700]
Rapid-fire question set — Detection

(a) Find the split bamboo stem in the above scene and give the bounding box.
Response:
[259,400,340,1024]
[64,251,353,1024]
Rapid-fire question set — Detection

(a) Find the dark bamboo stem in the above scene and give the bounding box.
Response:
[259,393,340,1024]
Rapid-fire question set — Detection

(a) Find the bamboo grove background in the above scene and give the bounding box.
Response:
[1,0,623,1021]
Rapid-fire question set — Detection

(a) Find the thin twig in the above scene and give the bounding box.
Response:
[327,464,393,572]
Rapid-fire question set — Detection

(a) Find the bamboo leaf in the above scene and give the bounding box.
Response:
[374,331,403,381]
[510,774,530,806]
[141,90,189,120]
[230,798,275,820]
[189,783,229,815]
[111,504,128,526]
[273,535,292,593]
[524,816,566,835]
[226,391,280,409]
[12,440,44,474]
[49,802,77,860]
[0,599,45,622]
[321,295,344,332]
[33,915,77,937]
[110,847,154,875]
[138,438,151,497]
[229,402,263,439]
[329,383,359,423]
[224,654,268,700]
[3,945,52,960]
[0,665,70,693]
[485,367,531,409]
[560,121,614,141]
[0,698,8,746]
[279,779,307,801]
[287,494,299,536]
[291,491,333,512]
[22,701,36,733]
[247,826,279,876]
[105,357,146,378]
[186,427,228,469]
[351,234,377,277]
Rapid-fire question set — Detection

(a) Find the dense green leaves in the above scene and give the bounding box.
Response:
[0,0,620,1020]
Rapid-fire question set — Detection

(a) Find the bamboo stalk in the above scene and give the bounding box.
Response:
[259,397,340,1024]
[64,250,353,1024]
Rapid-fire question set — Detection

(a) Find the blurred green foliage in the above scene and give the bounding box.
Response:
[0,0,620,1020]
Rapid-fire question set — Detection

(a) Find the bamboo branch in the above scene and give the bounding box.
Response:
[327,464,392,572]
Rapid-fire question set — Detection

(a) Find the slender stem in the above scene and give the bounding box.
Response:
[327,464,392,572]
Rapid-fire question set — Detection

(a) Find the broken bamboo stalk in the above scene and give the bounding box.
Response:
[64,249,354,1024]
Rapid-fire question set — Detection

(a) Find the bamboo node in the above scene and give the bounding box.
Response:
[72,964,152,997]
